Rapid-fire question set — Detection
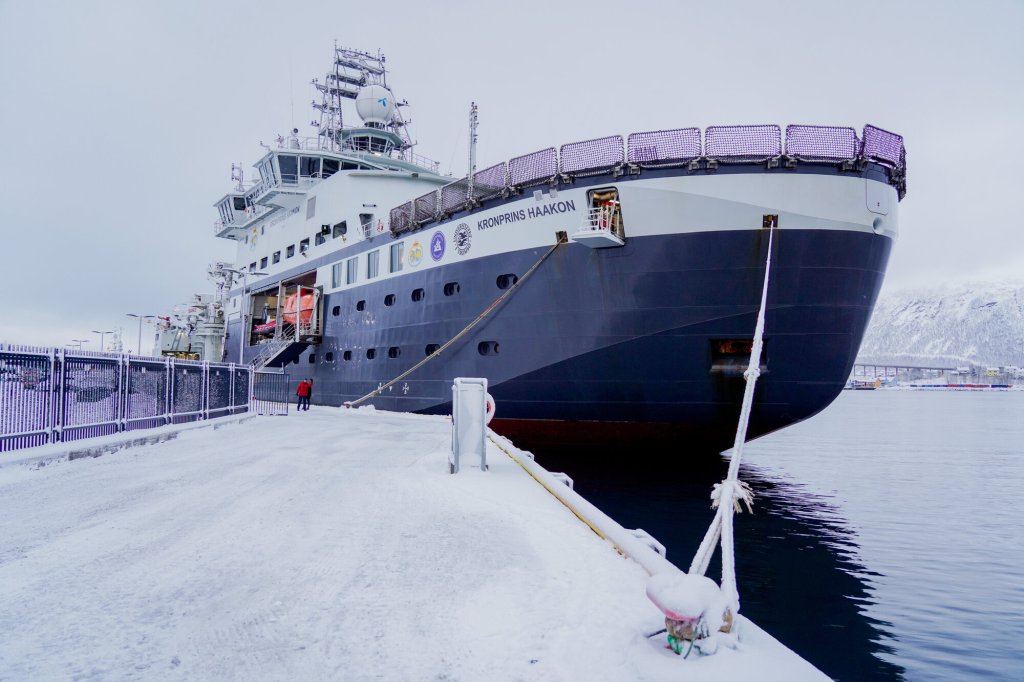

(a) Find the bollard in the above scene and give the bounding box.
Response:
[450,378,488,473]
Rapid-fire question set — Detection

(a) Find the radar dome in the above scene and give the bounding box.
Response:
[355,85,396,125]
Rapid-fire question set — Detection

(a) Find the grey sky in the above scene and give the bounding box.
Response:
[1,0,1021,349]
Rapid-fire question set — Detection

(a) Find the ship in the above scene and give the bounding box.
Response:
[188,45,906,453]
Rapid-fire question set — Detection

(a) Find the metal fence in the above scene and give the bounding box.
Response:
[0,345,251,453]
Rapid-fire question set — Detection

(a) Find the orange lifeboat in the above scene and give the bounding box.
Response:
[282,290,316,326]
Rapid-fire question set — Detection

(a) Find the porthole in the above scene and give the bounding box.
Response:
[366,348,377,360]
[388,346,401,359]
[343,350,352,361]
[411,288,425,302]
[332,305,340,316]
[308,354,316,363]
[425,343,440,356]
[496,274,519,290]
[356,300,366,311]
[478,341,501,356]
[384,294,396,306]
[325,352,334,362]
[443,282,460,296]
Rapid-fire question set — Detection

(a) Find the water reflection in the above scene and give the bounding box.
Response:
[533,447,904,681]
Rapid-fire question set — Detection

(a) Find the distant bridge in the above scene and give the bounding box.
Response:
[853,363,958,377]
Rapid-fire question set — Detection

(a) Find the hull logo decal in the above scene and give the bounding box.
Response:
[454,223,472,256]
[408,240,424,267]
[430,231,446,261]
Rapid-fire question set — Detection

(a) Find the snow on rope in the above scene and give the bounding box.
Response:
[688,223,775,615]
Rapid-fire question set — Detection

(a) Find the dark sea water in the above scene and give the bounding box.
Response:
[534,390,1024,681]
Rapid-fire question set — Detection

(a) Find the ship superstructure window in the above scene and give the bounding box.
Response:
[300,156,320,179]
[346,257,358,284]
[367,251,379,279]
[287,245,295,258]
[360,213,375,237]
[332,263,342,288]
[278,155,298,185]
[258,158,276,185]
[273,251,281,264]
[390,242,404,273]
[315,233,325,246]
[232,197,247,211]
[333,221,347,239]
[260,257,268,269]
[300,238,310,253]
[322,158,339,178]
[249,262,256,272]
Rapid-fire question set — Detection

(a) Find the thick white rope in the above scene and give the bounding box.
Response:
[688,225,775,614]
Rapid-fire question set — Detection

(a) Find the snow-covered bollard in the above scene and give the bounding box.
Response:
[450,378,488,473]
[646,572,735,656]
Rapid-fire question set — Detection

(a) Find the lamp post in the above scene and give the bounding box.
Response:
[70,339,90,351]
[125,314,156,355]
[91,329,114,353]
[223,267,267,363]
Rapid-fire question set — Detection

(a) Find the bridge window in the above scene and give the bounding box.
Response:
[278,155,298,185]
[322,158,339,178]
[232,197,246,211]
[300,156,320,178]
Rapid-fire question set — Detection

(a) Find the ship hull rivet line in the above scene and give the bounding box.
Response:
[344,233,567,408]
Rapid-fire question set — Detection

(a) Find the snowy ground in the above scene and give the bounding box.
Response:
[0,407,824,680]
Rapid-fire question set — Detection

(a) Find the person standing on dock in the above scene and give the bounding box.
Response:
[296,378,311,411]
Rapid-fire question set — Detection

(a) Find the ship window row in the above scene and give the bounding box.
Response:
[274,155,372,186]
[319,342,499,363]
[328,280,462,318]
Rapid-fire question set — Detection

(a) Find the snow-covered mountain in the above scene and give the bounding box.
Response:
[857,280,1024,368]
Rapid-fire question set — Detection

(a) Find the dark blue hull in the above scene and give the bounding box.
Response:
[232,227,891,453]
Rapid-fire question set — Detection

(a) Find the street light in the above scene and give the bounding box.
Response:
[91,329,114,353]
[125,314,157,355]
[223,267,267,363]
[70,339,90,351]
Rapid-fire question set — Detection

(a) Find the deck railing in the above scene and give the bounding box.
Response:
[0,345,250,454]
[388,122,907,233]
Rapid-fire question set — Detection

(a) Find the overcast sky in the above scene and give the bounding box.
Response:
[1,0,1021,350]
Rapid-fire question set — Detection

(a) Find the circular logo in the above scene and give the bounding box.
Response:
[454,223,472,256]
[408,240,424,267]
[430,231,446,262]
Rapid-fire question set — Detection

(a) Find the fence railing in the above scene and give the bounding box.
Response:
[0,345,251,454]
[388,122,907,232]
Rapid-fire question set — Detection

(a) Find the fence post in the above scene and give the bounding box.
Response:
[54,348,66,443]
[47,348,57,445]
[166,357,174,425]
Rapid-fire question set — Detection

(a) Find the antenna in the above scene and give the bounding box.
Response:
[467,102,478,200]
[230,163,244,191]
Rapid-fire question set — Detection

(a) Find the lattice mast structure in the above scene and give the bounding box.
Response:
[311,44,415,155]
[467,102,478,199]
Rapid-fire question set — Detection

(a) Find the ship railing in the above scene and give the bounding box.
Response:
[385,123,907,235]
[0,345,250,454]
[579,203,622,235]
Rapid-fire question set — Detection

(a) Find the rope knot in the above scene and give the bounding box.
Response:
[743,366,761,381]
[710,479,754,514]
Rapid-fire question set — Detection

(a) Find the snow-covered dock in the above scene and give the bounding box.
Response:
[0,408,825,680]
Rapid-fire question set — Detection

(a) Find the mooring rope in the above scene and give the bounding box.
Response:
[688,225,776,614]
[345,234,566,408]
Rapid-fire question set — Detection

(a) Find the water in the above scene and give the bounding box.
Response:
[534,391,1024,681]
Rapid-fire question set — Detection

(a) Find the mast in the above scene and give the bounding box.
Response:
[467,102,478,200]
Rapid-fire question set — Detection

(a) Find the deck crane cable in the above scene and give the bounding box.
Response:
[345,234,567,408]
[688,223,776,616]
